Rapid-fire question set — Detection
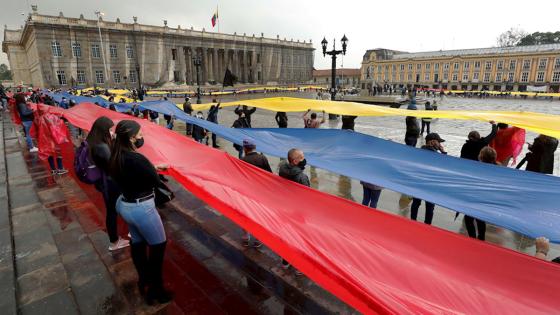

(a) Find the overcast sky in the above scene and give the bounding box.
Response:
[2,0,560,70]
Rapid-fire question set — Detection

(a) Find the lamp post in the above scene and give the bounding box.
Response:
[193,53,202,104]
[321,34,348,119]
[95,11,109,86]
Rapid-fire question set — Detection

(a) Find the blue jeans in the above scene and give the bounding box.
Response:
[22,121,34,148]
[362,186,381,208]
[116,196,166,245]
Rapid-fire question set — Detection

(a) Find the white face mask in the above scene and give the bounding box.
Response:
[196,114,203,119]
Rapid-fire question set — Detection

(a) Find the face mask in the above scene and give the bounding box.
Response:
[197,114,203,119]
[134,137,144,149]
[297,158,307,170]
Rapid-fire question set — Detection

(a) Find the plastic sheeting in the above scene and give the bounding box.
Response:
[54,102,560,314]
[189,97,560,138]
[118,99,560,242]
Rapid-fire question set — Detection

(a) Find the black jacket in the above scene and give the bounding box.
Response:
[279,161,310,187]
[526,136,559,174]
[232,117,250,129]
[242,152,272,172]
[341,115,357,130]
[460,124,498,161]
[192,124,206,141]
[207,105,220,123]
[234,106,256,125]
[183,101,193,115]
[275,112,288,128]
[405,116,420,141]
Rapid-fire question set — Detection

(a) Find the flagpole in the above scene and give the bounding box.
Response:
[217,4,220,33]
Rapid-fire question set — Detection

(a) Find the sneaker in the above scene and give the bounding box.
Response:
[281,260,290,270]
[109,238,130,251]
[252,240,263,248]
[29,147,39,153]
[51,170,58,176]
[57,169,69,175]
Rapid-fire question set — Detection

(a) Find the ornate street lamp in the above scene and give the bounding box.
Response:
[322,35,348,119]
[193,54,202,104]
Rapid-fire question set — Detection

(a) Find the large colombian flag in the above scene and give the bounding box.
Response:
[211,8,218,27]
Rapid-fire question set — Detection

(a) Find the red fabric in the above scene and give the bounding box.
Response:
[34,105,70,160]
[40,103,560,314]
[490,126,526,165]
[9,98,21,125]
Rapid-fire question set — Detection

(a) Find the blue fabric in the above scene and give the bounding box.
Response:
[52,95,560,241]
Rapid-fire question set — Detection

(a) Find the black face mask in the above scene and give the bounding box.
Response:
[134,137,144,149]
[297,158,307,170]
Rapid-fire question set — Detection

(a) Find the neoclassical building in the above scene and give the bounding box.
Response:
[361,45,560,92]
[2,6,314,88]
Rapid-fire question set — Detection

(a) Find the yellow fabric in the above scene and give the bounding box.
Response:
[99,95,135,103]
[187,97,560,138]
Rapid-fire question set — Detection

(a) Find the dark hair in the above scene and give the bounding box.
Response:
[14,93,26,104]
[109,120,141,177]
[310,113,317,119]
[86,116,114,152]
[109,104,116,111]
[479,147,498,164]
[497,123,508,129]
[468,131,480,141]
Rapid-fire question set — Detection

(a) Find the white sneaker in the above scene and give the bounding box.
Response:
[29,147,39,153]
[108,238,130,251]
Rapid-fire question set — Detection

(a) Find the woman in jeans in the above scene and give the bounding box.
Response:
[87,116,129,251]
[109,120,172,304]
[15,93,38,152]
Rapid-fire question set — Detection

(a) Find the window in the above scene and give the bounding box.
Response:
[56,70,66,85]
[109,44,118,58]
[509,60,516,70]
[555,58,560,69]
[424,73,430,81]
[126,46,134,59]
[72,42,81,58]
[473,72,480,81]
[172,49,177,61]
[113,70,121,83]
[536,71,545,82]
[538,58,547,70]
[377,74,381,81]
[444,63,450,70]
[553,72,560,83]
[392,65,397,72]
[462,73,469,81]
[384,73,388,80]
[523,59,531,70]
[443,72,448,80]
[474,61,481,69]
[452,73,458,81]
[51,41,62,57]
[495,72,503,82]
[378,65,382,73]
[483,72,490,82]
[485,61,492,70]
[400,64,405,71]
[407,73,412,81]
[521,72,529,82]
[77,70,86,84]
[400,73,404,81]
[95,70,104,84]
[408,64,412,71]
[129,70,137,83]
[91,44,101,58]
[257,54,261,63]
[425,63,431,70]
[453,62,459,71]
[416,64,421,71]
[508,72,514,82]
[434,63,439,71]
[463,62,470,70]
[497,60,504,71]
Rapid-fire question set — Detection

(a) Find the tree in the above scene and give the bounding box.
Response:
[517,31,560,46]
[496,27,528,47]
[0,64,12,80]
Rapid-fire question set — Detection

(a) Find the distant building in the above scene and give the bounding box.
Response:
[2,6,314,88]
[361,45,560,92]
[312,68,360,88]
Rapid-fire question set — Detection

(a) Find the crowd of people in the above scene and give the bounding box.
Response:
[5,84,560,303]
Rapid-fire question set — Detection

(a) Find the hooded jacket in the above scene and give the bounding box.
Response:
[460,124,498,161]
[279,161,310,187]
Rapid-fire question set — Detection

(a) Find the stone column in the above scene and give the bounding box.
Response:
[185,47,191,85]
[213,49,219,82]
[207,48,214,82]
[201,47,208,83]
[241,50,247,83]
[251,51,257,83]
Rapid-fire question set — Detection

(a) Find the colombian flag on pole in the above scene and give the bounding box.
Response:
[211,8,218,27]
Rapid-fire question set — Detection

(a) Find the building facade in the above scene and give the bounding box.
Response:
[2,7,314,88]
[312,68,360,88]
[361,45,560,92]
